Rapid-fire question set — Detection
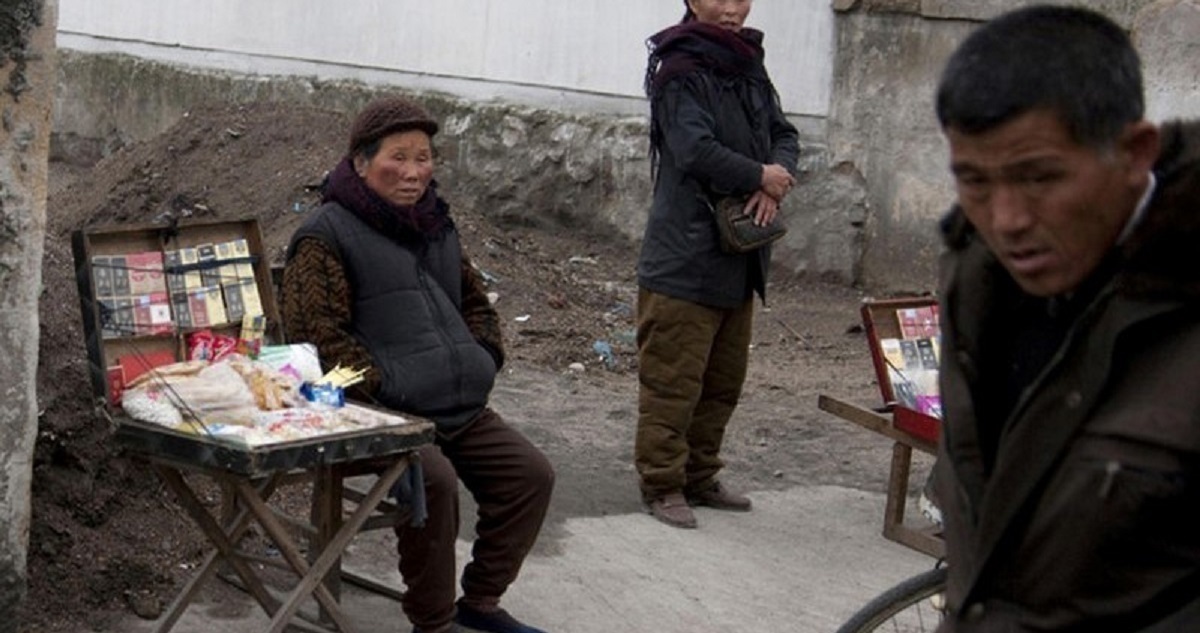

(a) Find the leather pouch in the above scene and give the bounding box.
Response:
[710,196,787,254]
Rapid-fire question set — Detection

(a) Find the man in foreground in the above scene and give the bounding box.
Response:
[931,5,1200,631]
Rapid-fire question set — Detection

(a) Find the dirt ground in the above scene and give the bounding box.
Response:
[24,102,916,632]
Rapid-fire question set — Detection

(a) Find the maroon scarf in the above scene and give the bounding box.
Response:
[643,21,771,175]
[322,156,451,243]
[644,21,767,97]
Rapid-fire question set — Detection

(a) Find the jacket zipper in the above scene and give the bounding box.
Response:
[416,259,465,399]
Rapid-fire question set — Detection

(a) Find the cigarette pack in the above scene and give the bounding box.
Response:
[230,238,256,280]
[98,298,120,339]
[203,285,228,326]
[92,256,114,298]
[126,251,167,296]
[163,249,186,294]
[110,255,132,296]
[196,243,221,288]
[171,292,193,329]
[133,292,173,336]
[114,298,135,337]
[178,247,204,290]
[215,240,240,288]
[223,281,245,323]
[234,278,264,319]
[187,290,210,328]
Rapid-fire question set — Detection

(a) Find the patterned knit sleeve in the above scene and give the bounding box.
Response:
[460,252,505,370]
[281,237,381,398]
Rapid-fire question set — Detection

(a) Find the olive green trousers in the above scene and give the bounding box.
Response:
[635,287,754,500]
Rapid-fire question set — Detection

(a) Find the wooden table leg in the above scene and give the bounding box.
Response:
[263,456,412,633]
[152,466,282,631]
[311,463,344,624]
[883,442,913,537]
[232,477,356,633]
[881,443,944,559]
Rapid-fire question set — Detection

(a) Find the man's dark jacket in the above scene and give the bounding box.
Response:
[932,120,1200,632]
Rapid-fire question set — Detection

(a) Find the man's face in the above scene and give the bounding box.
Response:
[946,109,1155,297]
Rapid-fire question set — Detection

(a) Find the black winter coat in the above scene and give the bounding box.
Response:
[637,45,799,309]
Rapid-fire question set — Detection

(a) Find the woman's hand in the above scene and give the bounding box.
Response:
[745,190,781,227]
[761,163,795,201]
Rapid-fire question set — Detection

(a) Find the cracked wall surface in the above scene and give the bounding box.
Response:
[828,0,1187,292]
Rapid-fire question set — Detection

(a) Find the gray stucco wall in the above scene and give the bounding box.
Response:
[49,0,1196,294]
[826,9,969,293]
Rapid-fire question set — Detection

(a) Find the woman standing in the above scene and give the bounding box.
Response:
[636,0,799,529]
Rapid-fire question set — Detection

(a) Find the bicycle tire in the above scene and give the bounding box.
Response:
[836,566,949,633]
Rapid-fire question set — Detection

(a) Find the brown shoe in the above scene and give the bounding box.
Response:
[645,492,698,529]
[687,482,752,512]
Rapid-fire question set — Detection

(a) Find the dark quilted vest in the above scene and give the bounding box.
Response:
[289,202,495,429]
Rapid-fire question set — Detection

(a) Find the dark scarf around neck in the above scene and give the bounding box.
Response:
[321,156,451,243]
[643,22,770,176]
[644,21,767,98]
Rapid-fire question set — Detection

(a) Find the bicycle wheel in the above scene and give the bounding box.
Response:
[836,566,948,633]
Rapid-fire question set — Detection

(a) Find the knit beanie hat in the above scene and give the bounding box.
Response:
[348,96,439,154]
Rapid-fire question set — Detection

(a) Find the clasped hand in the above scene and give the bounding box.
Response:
[745,163,795,226]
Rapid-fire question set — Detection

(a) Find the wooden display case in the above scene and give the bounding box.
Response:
[817,296,945,559]
[72,218,282,410]
[72,219,437,631]
[71,219,436,468]
[860,296,942,444]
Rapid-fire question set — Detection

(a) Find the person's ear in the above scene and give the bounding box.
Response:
[1119,120,1161,182]
[353,154,369,177]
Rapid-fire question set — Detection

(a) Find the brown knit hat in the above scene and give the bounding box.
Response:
[348,96,439,153]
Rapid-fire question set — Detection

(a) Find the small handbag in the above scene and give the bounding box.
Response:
[709,195,788,254]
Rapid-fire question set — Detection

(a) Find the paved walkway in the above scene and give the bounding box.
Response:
[123,486,934,633]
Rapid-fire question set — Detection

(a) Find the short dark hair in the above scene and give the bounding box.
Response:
[936,5,1144,147]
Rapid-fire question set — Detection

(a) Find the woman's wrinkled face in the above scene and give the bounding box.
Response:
[354,129,434,207]
[687,0,751,31]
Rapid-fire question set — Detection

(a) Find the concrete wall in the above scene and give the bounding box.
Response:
[0,0,56,626]
[50,0,866,285]
[56,0,835,129]
[828,0,1193,292]
[49,0,1199,291]
[1135,0,1200,123]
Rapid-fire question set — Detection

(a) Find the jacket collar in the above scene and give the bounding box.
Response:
[1116,120,1200,300]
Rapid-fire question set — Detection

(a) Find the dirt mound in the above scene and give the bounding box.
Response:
[27,101,642,631]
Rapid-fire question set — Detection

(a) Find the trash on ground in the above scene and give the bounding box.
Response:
[592,340,617,369]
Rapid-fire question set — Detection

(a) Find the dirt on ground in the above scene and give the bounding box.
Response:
[23,102,913,632]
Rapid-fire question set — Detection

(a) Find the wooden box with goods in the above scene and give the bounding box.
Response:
[72,219,432,475]
[860,296,943,445]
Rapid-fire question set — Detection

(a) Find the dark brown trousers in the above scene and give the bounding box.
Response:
[395,408,555,630]
[635,287,753,500]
